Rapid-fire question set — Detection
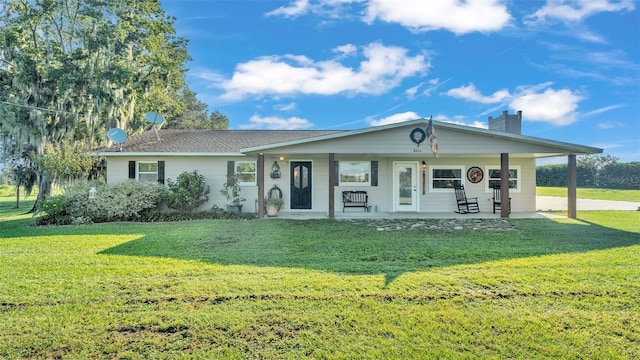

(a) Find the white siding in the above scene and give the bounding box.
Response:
[107,156,260,211]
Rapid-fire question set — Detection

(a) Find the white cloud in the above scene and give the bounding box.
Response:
[368,111,420,126]
[526,0,635,23]
[334,44,358,58]
[433,114,488,129]
[444,82,584,126]
[509,88,583,126]
[583,104,626,118]
[598,121,624,129]
[219,42,429,100]
[274,102,296,111]
[363,0,512,34]
[266,0,365,19]
[265,0,310,18]
[241,115,314,130]
[444,84,510,104]
[404,83,423,99]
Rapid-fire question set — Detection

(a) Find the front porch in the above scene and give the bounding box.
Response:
[269,210,553,220]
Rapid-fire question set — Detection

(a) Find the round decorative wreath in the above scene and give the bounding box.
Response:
[410,128,426,145]
[467,166,484,183]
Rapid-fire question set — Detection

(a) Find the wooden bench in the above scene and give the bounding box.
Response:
[342,191,368,212]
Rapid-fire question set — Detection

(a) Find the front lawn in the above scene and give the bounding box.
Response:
[537,186,640,202]
[1,198,639,359]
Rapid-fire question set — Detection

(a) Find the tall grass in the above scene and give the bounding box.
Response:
[1,198,639,359]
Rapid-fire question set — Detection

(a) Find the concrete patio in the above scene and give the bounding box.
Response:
[265,196,639,220]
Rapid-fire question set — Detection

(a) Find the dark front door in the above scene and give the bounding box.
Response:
[290,161,312,209]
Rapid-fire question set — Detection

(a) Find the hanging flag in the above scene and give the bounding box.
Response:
[426,117,439,157]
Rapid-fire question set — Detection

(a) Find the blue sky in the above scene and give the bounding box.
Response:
[161,0,640,163]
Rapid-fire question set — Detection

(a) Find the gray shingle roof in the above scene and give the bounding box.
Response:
[99,129,344,154]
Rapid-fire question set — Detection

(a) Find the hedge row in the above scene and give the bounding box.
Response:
[536,162,640,189]
[35,180,255,226]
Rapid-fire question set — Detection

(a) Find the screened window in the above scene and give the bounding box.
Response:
[138,162,158,182]
[430,166,463,191]
[236,161,256,186]
[486,166,520,192]
[339,161,370,186]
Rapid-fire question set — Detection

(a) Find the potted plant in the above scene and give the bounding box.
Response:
[220,175,245,212]
[264,197,284,217]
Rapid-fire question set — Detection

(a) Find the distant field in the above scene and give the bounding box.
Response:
[537,186,640,202]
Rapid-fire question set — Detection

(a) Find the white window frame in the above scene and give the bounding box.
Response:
[485,165,521,192]
[339,161,371,186]
[137,161,158,183]
[235,161,257,186]
[429,165,464,192]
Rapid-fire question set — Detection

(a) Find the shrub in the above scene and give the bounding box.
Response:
[36,195,71,225]
[165,170,210,211]
[53,180,165,223]
[139,209,257,222]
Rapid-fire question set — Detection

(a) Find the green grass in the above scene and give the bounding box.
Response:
[1,197,639,359]
[537,186,640,202]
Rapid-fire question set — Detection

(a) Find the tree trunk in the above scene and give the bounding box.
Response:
[14,183,21,209]
[28,174,53,214]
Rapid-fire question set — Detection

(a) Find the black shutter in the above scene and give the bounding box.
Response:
[334,161,339,186]
[157,161,165,184]
[128,161,136,179]
[371,161,378,186]
[227,161,235,182]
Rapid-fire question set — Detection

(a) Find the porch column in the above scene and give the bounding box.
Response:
[329,153,335,219]
[257,154,265,218]
[500,153,510,218]
[568,154,577,219]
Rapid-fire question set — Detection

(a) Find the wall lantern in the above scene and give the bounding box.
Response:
[421,161,427,169]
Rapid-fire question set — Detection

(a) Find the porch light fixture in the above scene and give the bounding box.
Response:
[421,161,426,169]
[279,156,284,161]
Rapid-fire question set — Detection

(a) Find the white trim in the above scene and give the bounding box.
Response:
[235,160,257,186]
[429,165,465,192]
[240,119,603,155]
[98,152,247,157]
[393,161,419,212]
[137,161,158,182]
[484,165,521,193]
[339,161,371,187]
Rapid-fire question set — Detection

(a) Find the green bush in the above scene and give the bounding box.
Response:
[537,161,640,190]
[139,209,256,222]
[36,180,165,225]
[37,195,71,225]
[34,180,257,225]
[165,170,210,211]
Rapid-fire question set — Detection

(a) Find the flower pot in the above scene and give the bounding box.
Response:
[266,204,279,217]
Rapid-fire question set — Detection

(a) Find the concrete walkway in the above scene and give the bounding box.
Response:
[536,196,640,211]
[268,197,638,220]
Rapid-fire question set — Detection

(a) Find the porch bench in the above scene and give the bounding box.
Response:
[342,191,368,212]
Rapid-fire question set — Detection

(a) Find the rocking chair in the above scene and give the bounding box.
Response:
[454,184,480,214]
[492,185,511,214]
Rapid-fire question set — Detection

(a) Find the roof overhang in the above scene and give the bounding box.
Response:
[97,152,247,157]
[240,119,603,157]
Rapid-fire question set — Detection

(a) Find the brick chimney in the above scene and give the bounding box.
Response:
[488,110,522,135]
